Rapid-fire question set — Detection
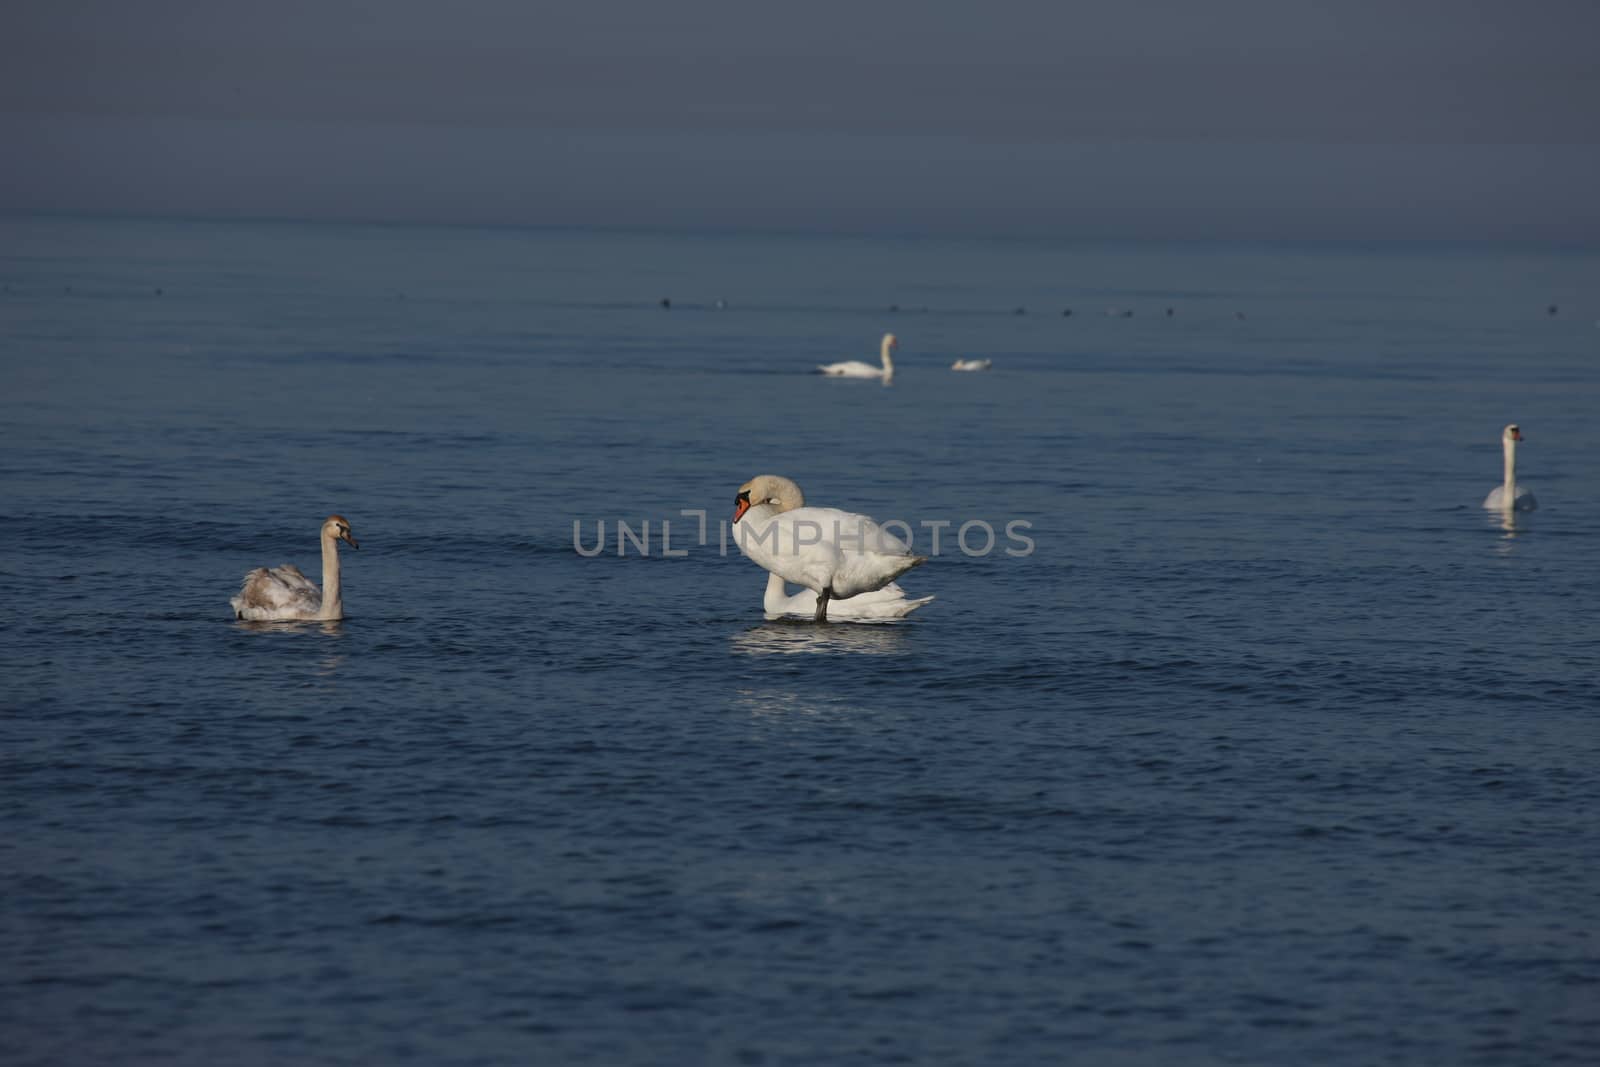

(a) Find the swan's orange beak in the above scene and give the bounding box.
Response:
[1510,428,1524,441]
[733,492,751,523]
[341,530,359,549]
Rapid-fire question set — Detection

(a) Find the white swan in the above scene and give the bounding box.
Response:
[230,515,359,621]
[1483,424,1537,511]
[818,333,896,380]
[950,358,992,371]
[733,475,926,622]
[762,571,932,622]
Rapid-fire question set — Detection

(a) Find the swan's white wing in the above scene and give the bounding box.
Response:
[847,581,918,606]
[833,551,924,597]
[827,581,934,619]
[817,361,882,377]
[793,506,922,597]
[231,564,320,620]
[738,506,923,599]
[762,577,934,621]
[735,509,827,590]
[783,507,914,554]
[1483,486,1538,511]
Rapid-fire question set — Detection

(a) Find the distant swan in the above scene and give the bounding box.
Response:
[818,333,896,381]
[1483,424,1537,511]
[762,571,932,621]
[230,515,359,621]
[950,358,992,371]
[733,475,925,622]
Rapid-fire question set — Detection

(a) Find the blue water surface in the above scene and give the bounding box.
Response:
[2,216,1598,1065]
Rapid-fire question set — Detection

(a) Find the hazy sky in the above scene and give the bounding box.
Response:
[4,0,1598,240]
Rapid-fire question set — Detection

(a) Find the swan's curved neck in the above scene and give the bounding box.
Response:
[880,338,895,373]
[1502,436,1518,503]
[318,530,343,620]
[763,571,788,612]
[760,478,805,513]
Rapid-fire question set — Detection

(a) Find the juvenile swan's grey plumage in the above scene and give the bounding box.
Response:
[231,515,359,621]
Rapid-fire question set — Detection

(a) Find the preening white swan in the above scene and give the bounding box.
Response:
[762,571,933,622]
[951,358,992,371]
[1483,424,1537,511]
[818,333,896,380]
[733,475,926,622]
[230,515,359,621]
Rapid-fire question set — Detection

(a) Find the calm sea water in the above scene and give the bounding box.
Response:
[2,215,1598,1065]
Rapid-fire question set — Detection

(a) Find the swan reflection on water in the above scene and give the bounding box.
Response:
[229,618,348,680]
[1489,505,1526,552]
[731,619,913,657]
[233,618,348,673]
[233,618,346,638]
[317,647,347,677]
[730,685,851,720]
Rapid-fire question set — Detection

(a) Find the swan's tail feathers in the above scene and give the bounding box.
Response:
[230,567,269,618]
[888,555,927,581]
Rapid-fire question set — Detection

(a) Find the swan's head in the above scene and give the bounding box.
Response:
[733,475,805,523]
[323,514,359,549]
[1503,424,1524,443]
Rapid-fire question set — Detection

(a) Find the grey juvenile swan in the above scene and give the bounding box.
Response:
[230,515,359,621]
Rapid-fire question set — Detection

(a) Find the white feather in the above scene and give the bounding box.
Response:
[762,572,933,621]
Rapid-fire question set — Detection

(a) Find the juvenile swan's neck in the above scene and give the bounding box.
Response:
[1502,435,1518,504]
[880,336,895,375]
[318,530,344,620]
